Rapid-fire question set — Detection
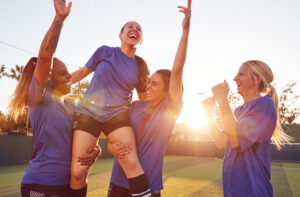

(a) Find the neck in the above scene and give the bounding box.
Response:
[52,89,64,101]
[120,45,136,58]
[148,97,166,107]
[242,90,261,103]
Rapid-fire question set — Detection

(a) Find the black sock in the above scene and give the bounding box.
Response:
[68,185,87,197]
[128,174,151,197]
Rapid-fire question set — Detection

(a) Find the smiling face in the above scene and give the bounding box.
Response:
[119,21,143,48]
[234,64,258,97]
[51,58,72,96]
[146,72,169,106]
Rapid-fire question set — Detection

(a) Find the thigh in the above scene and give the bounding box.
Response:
[72,129,99,163]
[107,182,131,197]
[107,126,136,147]
[107,127,143,178]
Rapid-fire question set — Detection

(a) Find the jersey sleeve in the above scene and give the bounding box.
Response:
[235,98,277,152]
[27,76,52,108]
[85,46,108,71]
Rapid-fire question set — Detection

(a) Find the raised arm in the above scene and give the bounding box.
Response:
[201,97,228,149]
[169,0,191,105]
[34,0,72,88]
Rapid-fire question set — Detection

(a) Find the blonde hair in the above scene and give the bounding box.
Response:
[243,60,293,149]
[9,57,37,121]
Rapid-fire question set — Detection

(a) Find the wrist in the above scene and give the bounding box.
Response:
[54,14,66,23]
[215,97,228,105]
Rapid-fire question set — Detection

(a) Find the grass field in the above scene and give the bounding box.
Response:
[0,156,300,197]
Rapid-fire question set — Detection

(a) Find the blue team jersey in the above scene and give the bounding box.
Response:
[76,46,140,122]
[110,98,182,191]
[223,95,277,197]
[22,77,75,186]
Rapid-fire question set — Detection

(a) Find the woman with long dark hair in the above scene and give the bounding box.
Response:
[68,11,151,197]
[107,0,192,196]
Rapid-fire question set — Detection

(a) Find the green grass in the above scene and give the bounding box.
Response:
[0,156,300,197]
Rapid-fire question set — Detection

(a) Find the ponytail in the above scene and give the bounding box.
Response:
[244,60,294,149]
[9,57,37,121]
[268,85,294,149]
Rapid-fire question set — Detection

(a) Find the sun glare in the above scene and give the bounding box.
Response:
[180,93,208,130]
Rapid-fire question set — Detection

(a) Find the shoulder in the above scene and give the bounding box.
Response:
[94,45,114,56]
[130,100,148,111]
[253,95,276,113]
[235,95,276,119]
[64,99,75,108]
[163,97,182,115]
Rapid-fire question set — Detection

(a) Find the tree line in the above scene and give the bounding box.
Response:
[0,64,299,135]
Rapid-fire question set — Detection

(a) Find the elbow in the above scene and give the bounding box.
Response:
[231,143,240,149]
[38,52,53,62]
[172,69,183,76]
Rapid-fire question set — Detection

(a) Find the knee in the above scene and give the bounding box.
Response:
[118,154,140,171]
[71,163,89,182]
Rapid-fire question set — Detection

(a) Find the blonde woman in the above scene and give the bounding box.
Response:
[202,60,292,197]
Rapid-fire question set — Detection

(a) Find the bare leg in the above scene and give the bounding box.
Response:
[107,126,144,178]
[70,129,98,189]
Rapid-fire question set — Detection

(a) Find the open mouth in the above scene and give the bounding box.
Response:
[128,31,138,40]
[66,81,71,88]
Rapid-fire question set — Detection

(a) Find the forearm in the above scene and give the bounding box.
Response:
[217,99,239,148]
[169,29,189,103]
[71,69,82,84]
[172,29,189,75]
[38,15,65,61]
[206,112,228,149]
[35,15,65,87]
[71,66,91,85]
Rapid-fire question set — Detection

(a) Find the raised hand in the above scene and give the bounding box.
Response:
[54,0,72,19]
[178,0,192,30]
[212,80,230,102]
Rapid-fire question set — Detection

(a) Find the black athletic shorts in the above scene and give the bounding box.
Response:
[74,112,132,138]
[21,184,69,197]
[107,182,161,197]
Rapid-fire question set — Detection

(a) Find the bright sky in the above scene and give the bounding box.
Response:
[0,0,299,126]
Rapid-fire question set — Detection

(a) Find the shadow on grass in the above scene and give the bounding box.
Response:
[271,163,294,197]
[0,185,20,197]
[190,178,223,197]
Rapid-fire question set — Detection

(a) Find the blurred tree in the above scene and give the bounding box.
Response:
[0,65,7,79]
[279,81,300,125]
[7,65,24,81]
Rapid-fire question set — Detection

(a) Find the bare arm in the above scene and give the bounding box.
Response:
[212,81,239,148]
[202,97,228,149]
[71,66,92,84]
[34,0,72,88]
[169,0,191,105]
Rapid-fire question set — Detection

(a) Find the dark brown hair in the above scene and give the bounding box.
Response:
[155,69,171,92]
[135,55,149,92]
